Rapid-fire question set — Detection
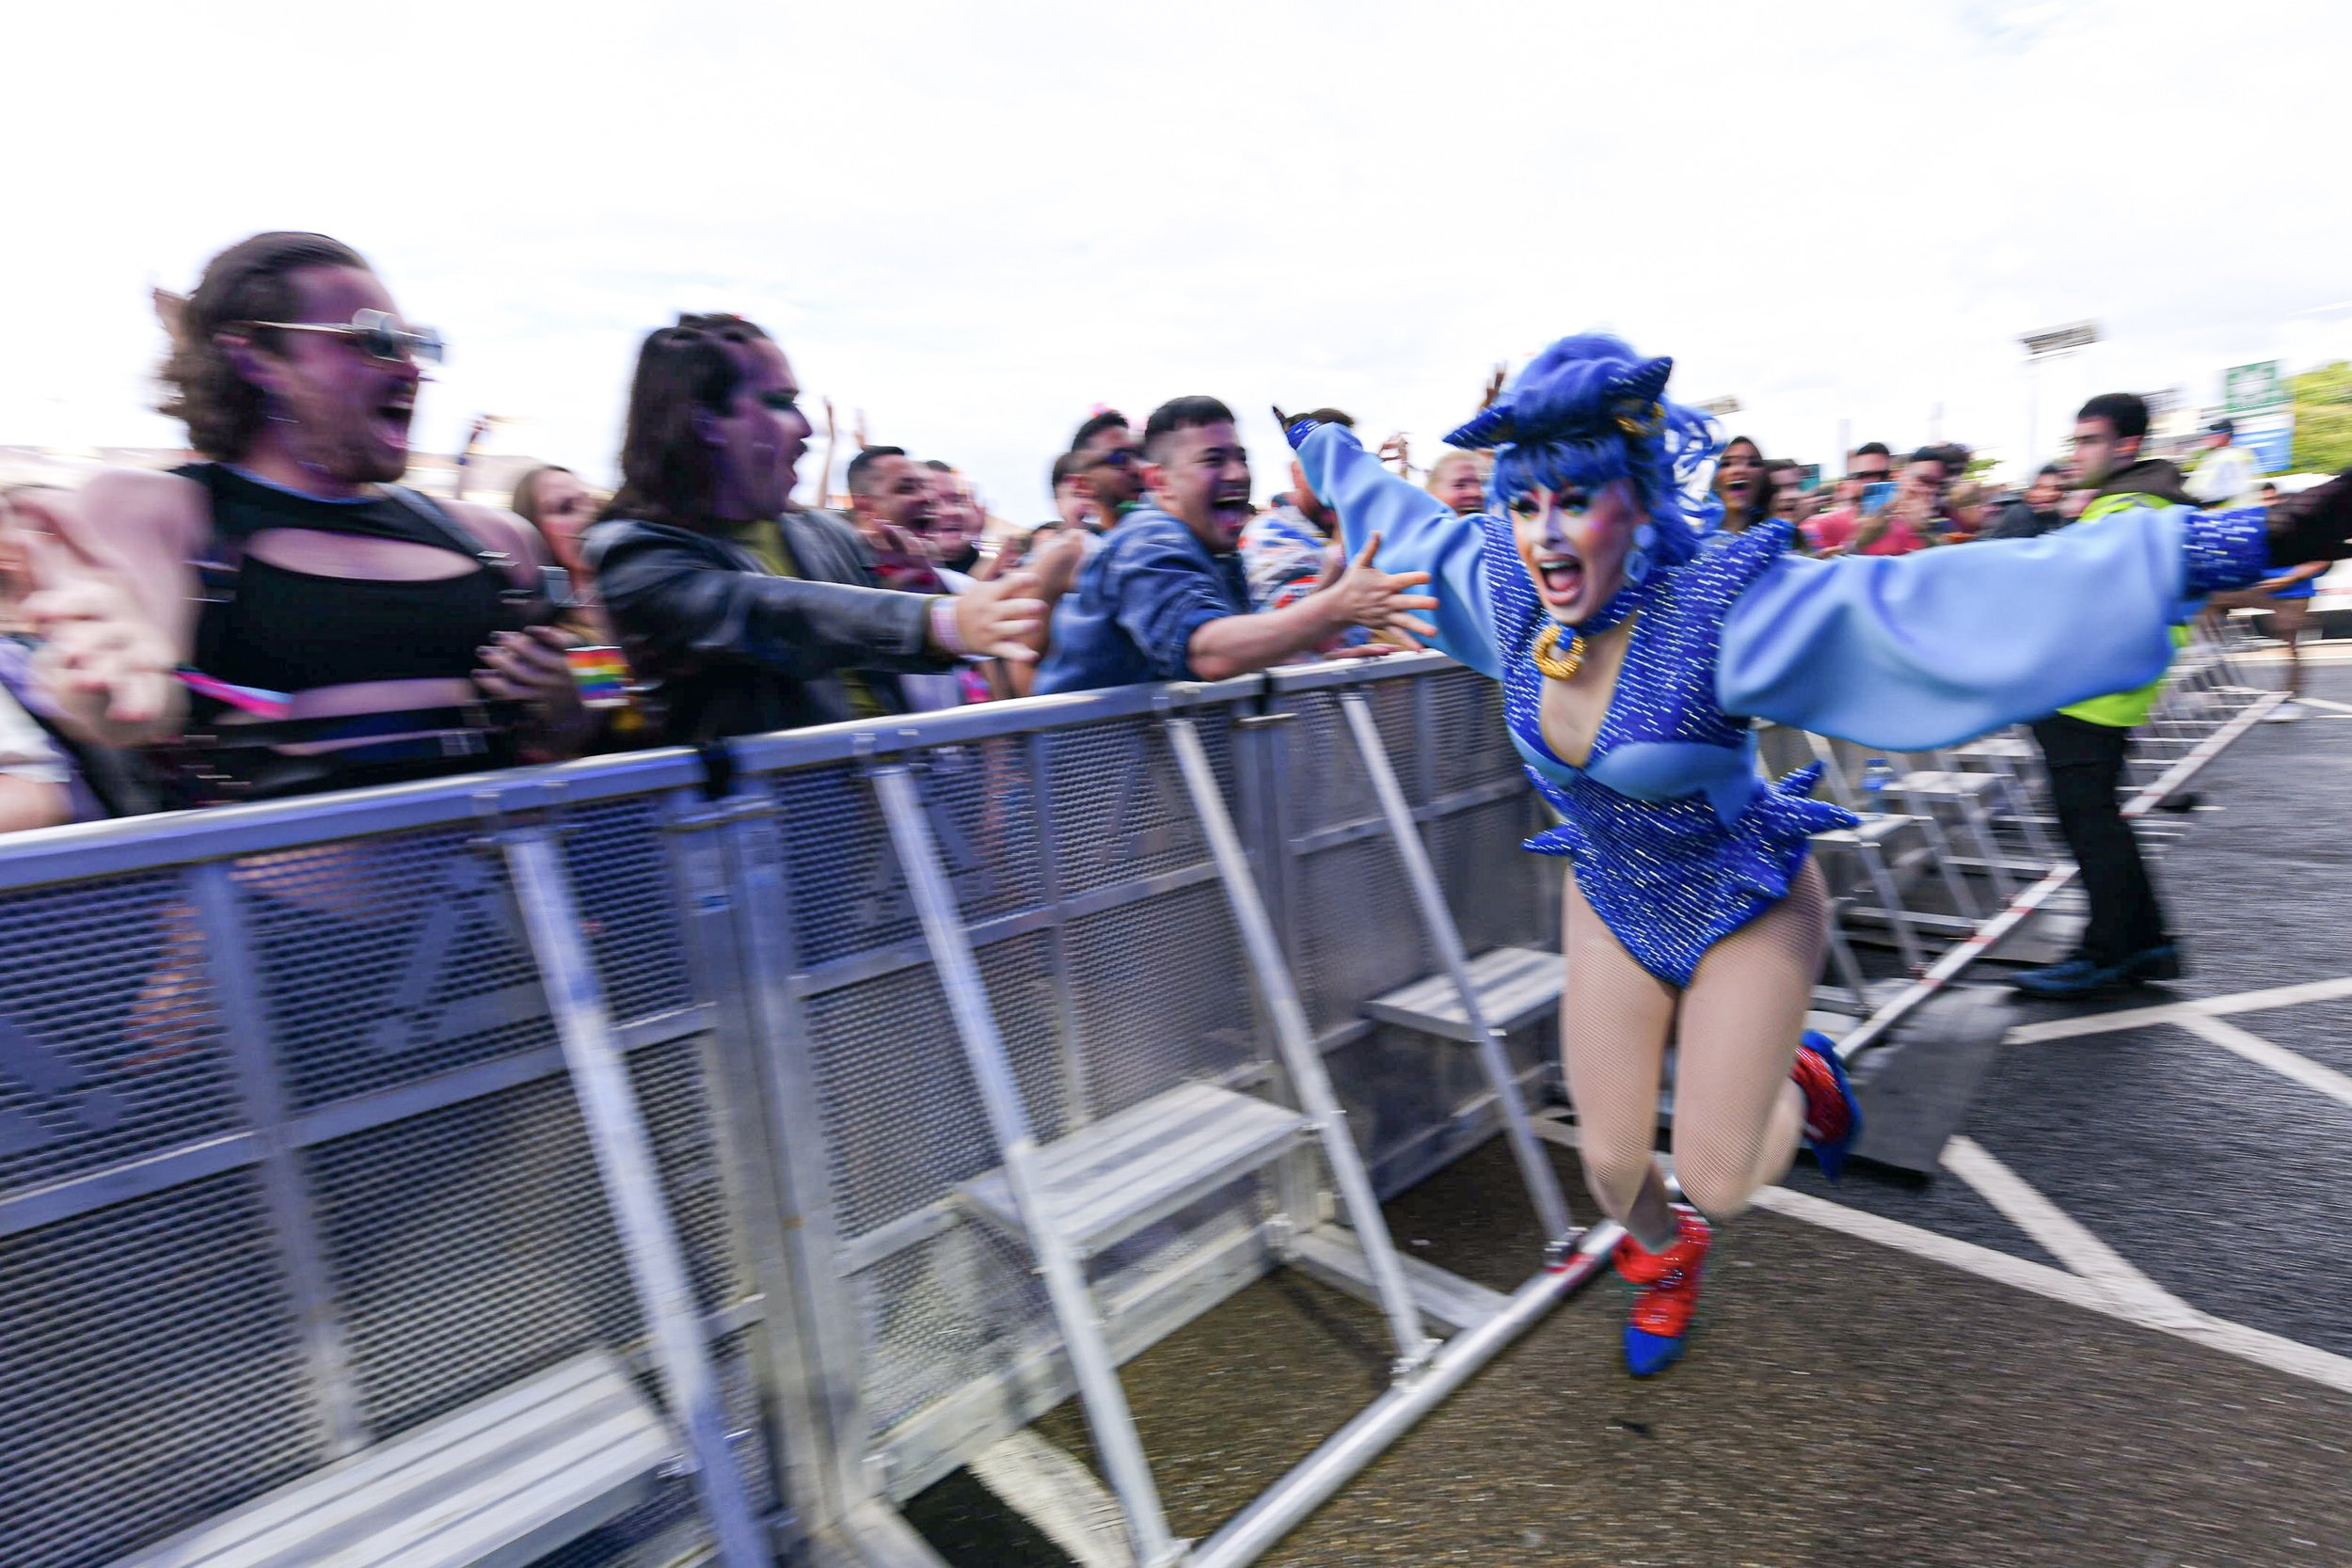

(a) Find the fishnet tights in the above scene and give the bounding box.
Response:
[1561,860,1827,1242]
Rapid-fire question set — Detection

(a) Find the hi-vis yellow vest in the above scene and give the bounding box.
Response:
[2058,491,2189,729]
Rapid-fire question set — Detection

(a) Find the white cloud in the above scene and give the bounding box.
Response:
[5,0,2348,511]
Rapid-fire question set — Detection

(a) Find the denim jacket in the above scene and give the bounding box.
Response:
[1032,507,1251,694]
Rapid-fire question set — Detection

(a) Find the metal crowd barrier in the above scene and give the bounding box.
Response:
[0,653,1588,1568]
[0,626,2280,1568]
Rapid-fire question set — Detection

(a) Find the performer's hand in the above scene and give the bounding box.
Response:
[1317,532,1438,644]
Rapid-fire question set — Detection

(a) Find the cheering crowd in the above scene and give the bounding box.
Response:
[0,230,2343,840]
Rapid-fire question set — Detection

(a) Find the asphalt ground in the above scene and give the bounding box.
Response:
[905,656,2352,1568]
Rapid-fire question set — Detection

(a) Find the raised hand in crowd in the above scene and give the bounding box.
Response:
[1480,363,1508,412]
[1312,532,1439,647]
[949,567,1050,661]
[10,499,181,745]
[1378,433,1412,475]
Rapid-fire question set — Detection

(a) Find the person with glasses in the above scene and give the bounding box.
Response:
[1068,409,1147,528]
[19,230,587,804]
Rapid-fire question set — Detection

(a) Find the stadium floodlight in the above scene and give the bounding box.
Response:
[2020,322,2099,358]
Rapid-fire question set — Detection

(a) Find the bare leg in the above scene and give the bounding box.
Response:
[1559,868,1680,1250]
[1669,862,1830,1217]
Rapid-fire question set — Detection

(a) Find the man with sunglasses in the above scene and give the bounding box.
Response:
[23,230,586,802]
[1068,409,1146,528]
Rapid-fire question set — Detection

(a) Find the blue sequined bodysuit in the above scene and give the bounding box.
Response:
[1487,515,1855,985]
[1294,423,2273,988]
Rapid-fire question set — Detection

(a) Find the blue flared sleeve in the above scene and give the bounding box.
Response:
[1295,422,1502,679]
[1717,504,2267,750]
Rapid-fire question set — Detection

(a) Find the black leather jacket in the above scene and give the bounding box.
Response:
[585,509,952,744]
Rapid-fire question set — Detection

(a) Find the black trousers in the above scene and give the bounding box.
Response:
[2029,713,2169,965]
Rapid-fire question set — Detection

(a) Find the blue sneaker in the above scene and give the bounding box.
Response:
[2010,955,2130,998]
[1791,1031,1863,1183]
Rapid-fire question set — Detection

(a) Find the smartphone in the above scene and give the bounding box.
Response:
[1860,482,1898,514]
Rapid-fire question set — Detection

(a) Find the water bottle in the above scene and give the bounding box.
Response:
[1861,757,1897,802]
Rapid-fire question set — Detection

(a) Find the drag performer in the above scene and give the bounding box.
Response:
[1281,334,2275,1374]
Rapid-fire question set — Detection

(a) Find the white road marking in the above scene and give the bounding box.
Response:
[2007,974,2352,1043]
[1939,1137,2201,1329]
[966,1428,1136,1568]
[2289,694,2352,714]
[2173,1013,2352,1115]
[1749,1183,2352,1398]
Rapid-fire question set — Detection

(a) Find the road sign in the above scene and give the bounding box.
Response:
[2225,361,2285,415]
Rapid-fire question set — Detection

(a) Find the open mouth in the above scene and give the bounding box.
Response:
[370,391,414,452]
[1534,551,1584,605]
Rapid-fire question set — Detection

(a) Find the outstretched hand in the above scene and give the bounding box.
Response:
[16,529,178,736]
[953,569,1050,662]
[1316,531,1438,645]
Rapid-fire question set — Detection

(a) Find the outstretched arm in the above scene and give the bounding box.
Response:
[1289,418,1501,678]
[1718,504,2268,749]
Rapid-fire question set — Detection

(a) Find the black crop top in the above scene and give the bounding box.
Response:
[182,463,535,695]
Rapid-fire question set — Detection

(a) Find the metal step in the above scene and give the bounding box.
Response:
[1284,1226,1511,1335]
[959,1080,1307,1259]
[1361,944,1560,1043]
[107,1353,675,1568]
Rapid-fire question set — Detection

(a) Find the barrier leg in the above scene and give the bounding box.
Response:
[1336,689,1576,1260]
[870,765,1181,1568]
[502,826,771,1568]
[1162,712,1437,1375]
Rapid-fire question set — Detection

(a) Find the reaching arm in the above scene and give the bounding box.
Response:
[1292,420,1500,677]
[1717,503,2269,749]
[1185,594,1355,682]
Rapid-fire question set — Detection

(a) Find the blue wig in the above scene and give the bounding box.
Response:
[1444,333,1720,570]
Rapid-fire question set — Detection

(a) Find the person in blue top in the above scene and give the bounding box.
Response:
[1032,396,1435,695]
[1281,332,2279,1377]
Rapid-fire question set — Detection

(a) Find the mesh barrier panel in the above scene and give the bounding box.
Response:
[804,929,1066,1241]
[1432,795,1551,955]
[0,1172,319,1568]
[0,869,233,1196]
[1066,882,1256,1119]
[306,1035,742,1439]
[855,1220,1054,1434]
[1289,834,1421,1036]
[1428,665,1519,796]
[238,832,554,1114]
[563,796,694,1025]
[1045,715,1235,895]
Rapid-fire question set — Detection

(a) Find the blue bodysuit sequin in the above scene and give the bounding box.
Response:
[1295,424,2271,986]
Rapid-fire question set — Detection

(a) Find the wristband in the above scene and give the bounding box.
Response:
[929,594,971,658]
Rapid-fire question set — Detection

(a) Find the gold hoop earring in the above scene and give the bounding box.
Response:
[1532,623,1586,681]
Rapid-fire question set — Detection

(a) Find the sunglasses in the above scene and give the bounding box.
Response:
[241,309,446,366]
[1850,468,1890,483]
[1086,449,1139,470]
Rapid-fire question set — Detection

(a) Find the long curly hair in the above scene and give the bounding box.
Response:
[157,231,371,461]
[1450,333,1720,570]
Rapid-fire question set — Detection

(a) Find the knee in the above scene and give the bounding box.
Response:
[1673,1165,1761,1221]
[1577,1136,1658,1217]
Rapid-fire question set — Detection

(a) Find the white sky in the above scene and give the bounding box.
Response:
[8,0,2350,516]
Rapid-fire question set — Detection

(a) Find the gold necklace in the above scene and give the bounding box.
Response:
[1531,623,1586,681]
